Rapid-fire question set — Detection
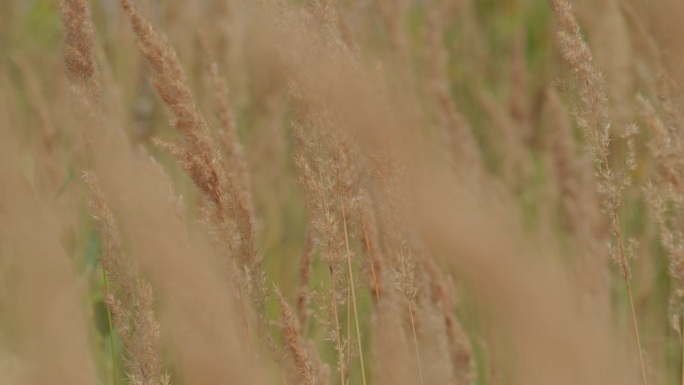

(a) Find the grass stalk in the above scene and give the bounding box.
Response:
[346,285,351,385]
[400,249,425,385]
[613,212,648,385]
[102,269,120,385]
[407,300,424,385]
[329,265,346,385]
[626,281,647,385]
[317,170,347,385]
[342,205,367,385]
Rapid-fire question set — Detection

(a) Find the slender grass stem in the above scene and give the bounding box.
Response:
[102,269,120,385]
[318,170,347,385]
[330,266,346,385]
[342,206,367,385]
[626,281,647,385]
[400,249,425,385]
[346,284,351,385]
[407,300,425,385]
[613,213,648,385]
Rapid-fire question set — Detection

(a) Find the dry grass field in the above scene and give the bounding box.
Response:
[2,0,684,384]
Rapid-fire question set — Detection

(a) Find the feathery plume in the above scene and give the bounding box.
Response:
[543,88,610,306]
[276,290,322,385]
[59,0,101,104]
[119,0,265,315]
[84,172,169,385]
[548,0,647,382]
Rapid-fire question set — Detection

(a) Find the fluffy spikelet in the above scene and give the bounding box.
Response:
[305,0,347,52]
[292,112,349,384]
[641,87,684,335]
[201,36,256,230]
[276,290,320,385]
[420,255,475,385]
[368,156,428,385]
[120,1,263,313]
[549,0,634,278]
[120,2,215,200]
[359,204,409,383]
[644,180,684,333]
[58,0,100,103]
[84,172,169,385]
[549,1,647,382]
[120,0,224,209]
[543,88,609,305]
[290,78,372,384]
[85,171,130,293]
[394,242,425,385]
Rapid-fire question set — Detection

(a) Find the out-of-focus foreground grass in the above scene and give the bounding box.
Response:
[3,0,684,385]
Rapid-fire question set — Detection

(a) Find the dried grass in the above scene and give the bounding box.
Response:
[5,0,684,384]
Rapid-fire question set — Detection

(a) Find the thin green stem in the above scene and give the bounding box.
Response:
[330,266,346,385]
[102,269,120,385]
[400,249,424,385]
[342,206,367,385]
[407,300,425,385]
[613,213,648,385]
[318,171,346,385]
